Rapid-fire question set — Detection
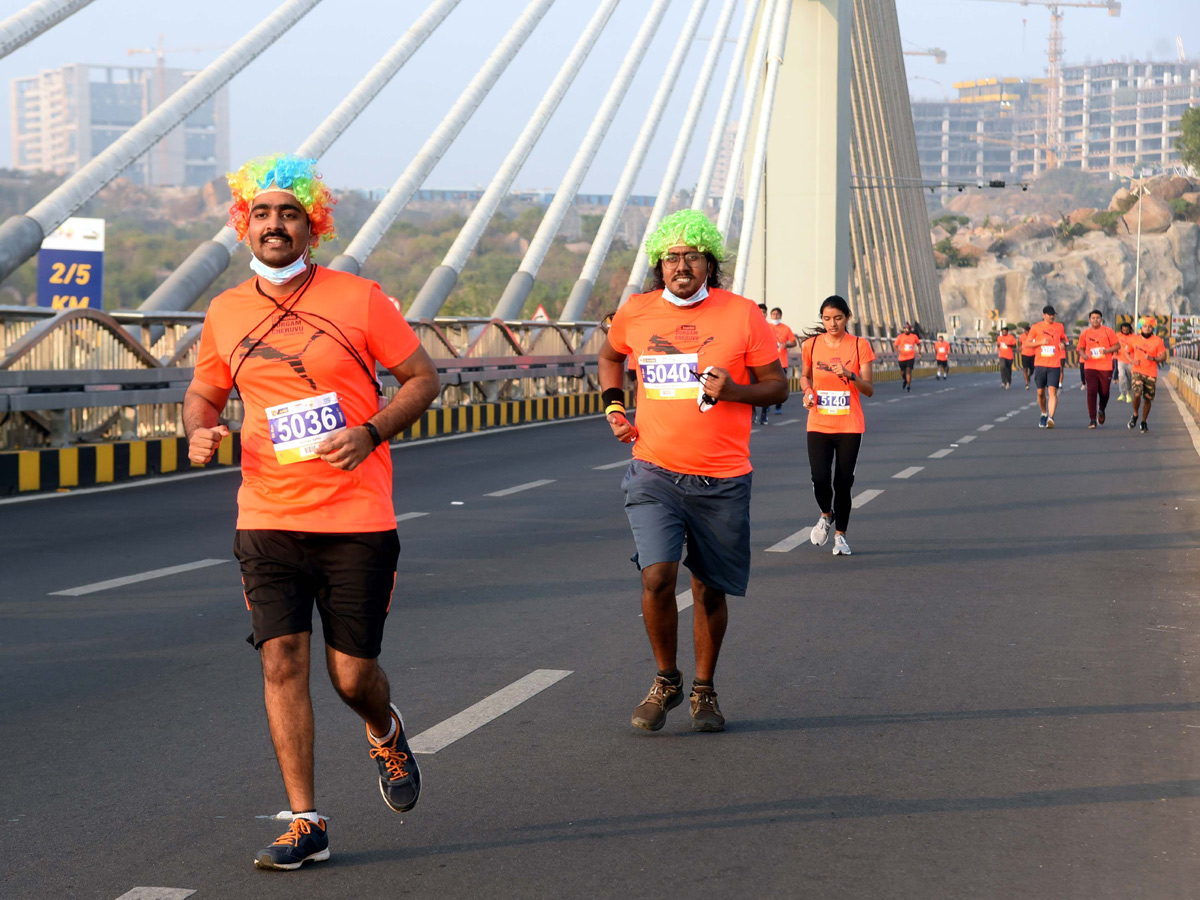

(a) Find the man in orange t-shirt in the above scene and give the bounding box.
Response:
[185,155,440,869]
[1027,304,1068,428]
[997,325,1018,389]
[934,336,951,380]
[1018,326,1037,389]
[600,210,785,735]
[893,323,920,392]
[1076,309,1120,427]
[1129,316,1168,433]
[1115,320,1135,401]
[769,306,797,415]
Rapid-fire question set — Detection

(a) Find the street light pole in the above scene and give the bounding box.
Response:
[1133,178,1145,324]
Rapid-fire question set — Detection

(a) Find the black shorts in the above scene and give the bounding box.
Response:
[936,360,949,369]
[234,529,400,658]
[898,359,915,373]
[1033,366,1060,390]
[1021,354,1035,373]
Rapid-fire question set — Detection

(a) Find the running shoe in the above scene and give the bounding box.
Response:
[1098,410,1106,425]
[1025,384,1030,390]
[632,674,683,731]
[1080,383,1086,390]
[810,514,833,546]
[832,534,852,556]
[1128,414,1138,430]
[689,685,725,732]
[368,703,421,813]
[1046,417,1055,429]
[1038,414,1048,428]
[254,817,329,871]
[1088,420,1097,429]
[1140,421,1148,434]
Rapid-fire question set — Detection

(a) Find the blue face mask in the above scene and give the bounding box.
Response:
[250,250,310,285]
[662,283,708,307]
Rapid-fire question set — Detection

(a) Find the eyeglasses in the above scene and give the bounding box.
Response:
[663,252,705,267]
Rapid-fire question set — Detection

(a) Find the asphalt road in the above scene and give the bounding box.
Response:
[4,368,1200,900]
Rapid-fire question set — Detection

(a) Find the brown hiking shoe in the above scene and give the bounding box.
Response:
[632,675,683,731]
[689,685,725,732]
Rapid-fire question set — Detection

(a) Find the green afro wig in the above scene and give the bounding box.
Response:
[644,210,728,264]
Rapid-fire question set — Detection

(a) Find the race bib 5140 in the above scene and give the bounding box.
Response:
[817,390,851,415]
[265,392,347,465]
[638,353,699,400]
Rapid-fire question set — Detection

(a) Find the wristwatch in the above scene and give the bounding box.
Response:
[362,421,384,448]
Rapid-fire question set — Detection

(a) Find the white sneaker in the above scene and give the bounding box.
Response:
[832,534,852,556]
[810,515,832,546]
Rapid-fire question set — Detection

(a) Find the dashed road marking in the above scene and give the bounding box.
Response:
[852,489,884,508]
[978,424,994,432]
[893,466,924,479]
[957,435,977,443]
[887,398,902,403]
[765,530,810,553]
[114,889,195,900]
[994,417,1009,422]
[928,448,954,459]
[409,669,573,755]
[593,460,630,470]
[395,512,429,522]
[485,479,556,497]
[676,589,694,611]
[50,559,229,597]
[774,418,801,426]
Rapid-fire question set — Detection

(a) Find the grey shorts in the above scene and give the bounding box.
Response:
[621,459,752,597]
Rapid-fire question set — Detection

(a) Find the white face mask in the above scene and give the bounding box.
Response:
[250,250,310,285]
[662,283,709,307]
[769,316,781,325]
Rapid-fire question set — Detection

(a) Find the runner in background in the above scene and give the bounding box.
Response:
[769,307,797,415]
[1028,304,1068,428]
[1129,316,1168,434]
[1116,321,1135,402]
[997,325,1017,389]
[1018,326,1036,390]
[756,303,772,425]
[1076,309,1120,428]
[801,296,876,557]
[934,335,951,380]
[893,324,919,392]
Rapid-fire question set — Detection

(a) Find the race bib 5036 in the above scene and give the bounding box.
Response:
[638,353,699,400]
[265,392,347,465]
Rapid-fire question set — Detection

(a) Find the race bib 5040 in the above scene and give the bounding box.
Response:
[638,353,699,400]
[265,392,347,465]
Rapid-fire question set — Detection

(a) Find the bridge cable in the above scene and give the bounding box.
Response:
[406,0,621,321]
[0,0,96,60]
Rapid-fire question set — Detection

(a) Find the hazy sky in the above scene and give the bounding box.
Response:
[1,0,1197,195]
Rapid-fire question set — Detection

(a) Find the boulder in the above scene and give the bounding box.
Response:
[1146,174,1194,202]
[1067,208,1098,226]
[1109,187,1134,212]
[1183,192,1200,206]
[930,224,951,244]
[1122,195,1174,234]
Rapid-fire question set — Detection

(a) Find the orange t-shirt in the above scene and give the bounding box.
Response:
[1019,332,1037,357]
[771,321,796,368]
[1027,321,1066,367]
[1131,333,1167,378]
[194,267,421,532]
[893,334,919,361]
[997,334,1017,360]
[1117,333,1135,364]
[1076,325,1119,371]
[935,340,950,361]
[802,334,876,434]
[606,288,779,477]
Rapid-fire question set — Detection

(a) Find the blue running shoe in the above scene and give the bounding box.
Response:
[369,703,421,813]
[254,817,329,870]
[1038,414,1048,428]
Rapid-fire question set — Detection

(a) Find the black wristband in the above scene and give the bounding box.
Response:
[602,387,625,408]
[362,421,384,448]
[847,371,856,382]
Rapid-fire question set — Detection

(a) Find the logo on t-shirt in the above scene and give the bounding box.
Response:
[237,331,325,390]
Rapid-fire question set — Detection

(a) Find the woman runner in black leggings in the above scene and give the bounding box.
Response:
[800,296,876,556]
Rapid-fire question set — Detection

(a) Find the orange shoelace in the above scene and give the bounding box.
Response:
[370,742,411,780]
[273,817,316,847]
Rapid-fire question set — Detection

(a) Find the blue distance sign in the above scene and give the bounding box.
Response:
[37,216,105,309]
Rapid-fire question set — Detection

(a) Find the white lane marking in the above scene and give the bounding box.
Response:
[750,428,761,434]
[409,669,572,755]
[485,479,556,497]
[994,417,1009,422]
[765,530,809,553]
[957,435,976,443]
[852,489,884,508]
[887,398,902,403]
[1165,379,1200,461]
[774,418,801,426]
[395,512,429,522]
[865,401,881,406]
[893,466,924,479]
[114,889,195,900]
[593,459,630,470]
[676,589,694,611]
[50,559,230,597]
[928,449,954,459]
[0,467,238,506]
[1008,409,1021,415]
[978,424,994,431]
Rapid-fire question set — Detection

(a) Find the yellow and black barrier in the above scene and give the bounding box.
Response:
[0,390,631,497]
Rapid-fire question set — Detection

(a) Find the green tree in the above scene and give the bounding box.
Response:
[1176,106,1200,171]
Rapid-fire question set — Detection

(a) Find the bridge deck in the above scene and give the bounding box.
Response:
[3,370,1200,899]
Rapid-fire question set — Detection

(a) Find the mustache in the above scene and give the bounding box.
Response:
[260,231,292,242]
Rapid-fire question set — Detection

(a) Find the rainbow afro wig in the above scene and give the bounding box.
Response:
[645,209,728,264]
[227,153,336,250]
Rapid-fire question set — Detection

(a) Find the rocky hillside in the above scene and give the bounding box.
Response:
[932,172,1199,329]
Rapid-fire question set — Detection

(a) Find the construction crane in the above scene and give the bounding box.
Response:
[904,47,947,64]
[973,1,1121,167]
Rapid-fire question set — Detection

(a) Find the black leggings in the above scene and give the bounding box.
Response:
[1000,358,1013,385]
[807,431,863,533]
